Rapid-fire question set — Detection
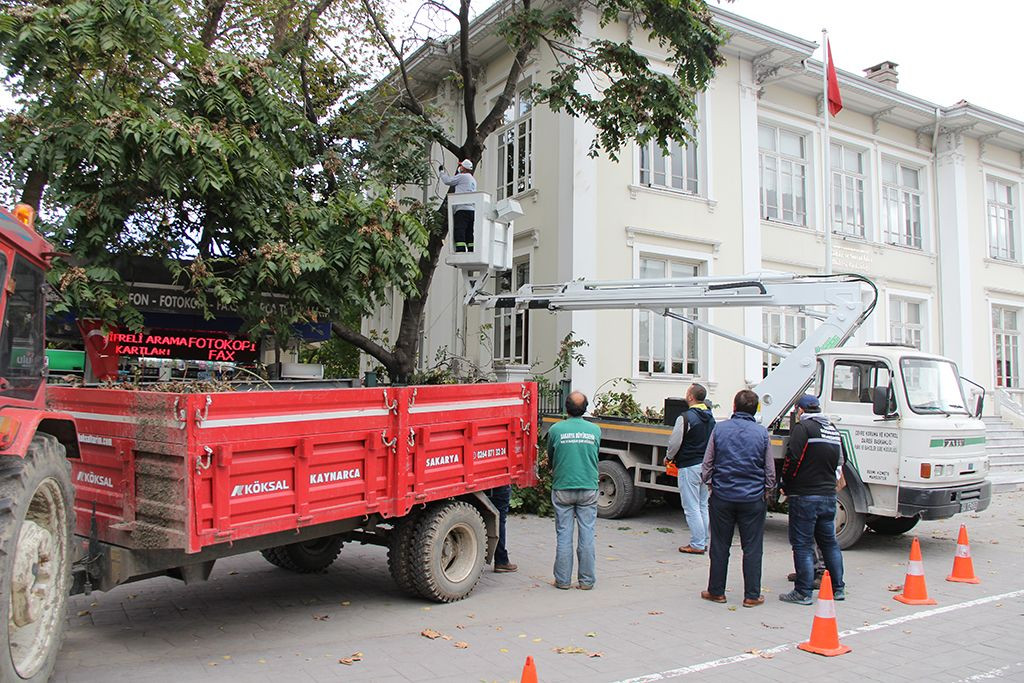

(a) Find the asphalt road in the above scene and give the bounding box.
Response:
[55,490,1024,682]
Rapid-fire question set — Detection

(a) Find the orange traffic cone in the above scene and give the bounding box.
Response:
[797,570,851,657]
[946,524,980,584]
[520,655,538,683]
[894,537,937,605]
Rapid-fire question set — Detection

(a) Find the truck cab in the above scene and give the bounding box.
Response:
[790,344,991,546]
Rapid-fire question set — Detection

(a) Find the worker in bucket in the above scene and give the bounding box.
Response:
[438,159,477,252]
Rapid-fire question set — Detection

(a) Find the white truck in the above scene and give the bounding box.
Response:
[449,194,991,548]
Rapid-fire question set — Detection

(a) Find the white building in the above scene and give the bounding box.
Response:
[368,5,1024,415]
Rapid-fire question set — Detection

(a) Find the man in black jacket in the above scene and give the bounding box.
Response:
[666,383,715,555]
[778,395,846,604]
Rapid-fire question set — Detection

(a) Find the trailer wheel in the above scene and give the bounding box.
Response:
[387,512,420,595]
[834,486,866,550]
[0,434,73,683]
[410,501,486,603]
[866,515,920,536]
[597,460,635,519]
[259,535,344,573]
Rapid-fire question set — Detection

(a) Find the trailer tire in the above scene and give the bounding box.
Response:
[597,460,635,519]
[866,515,920,536]
[835,486,866,550]
[0,434,73,683]
[410,501,486,603]
[259,536,344,573]
[387,513,420,595]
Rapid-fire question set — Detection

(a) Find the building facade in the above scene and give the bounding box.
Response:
[367,5,1024,415]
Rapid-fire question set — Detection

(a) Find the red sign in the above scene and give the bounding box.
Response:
[106,330,259,362]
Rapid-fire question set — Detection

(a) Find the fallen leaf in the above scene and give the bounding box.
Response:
[647,611,663,616]
[257,659,266,664]
[338,652,363,665]
[313,615,330,621]
[588,652,604,658]
[654,527,675,534]
[222,656,231,661]
[422,606,432,611]
[456,624,466,630]
[454,642,469,649]
[745,648,763,656]
[532,638,542,643]
[553,646,588,655]
[228,571,239,575]
[656,560,672,565]
[341,601,351,606]
[518,634,527,639]
[441,634,453,641]
[759,652,775,660]
[990,540,1000,545]
[90,602,97,607]
[761,622,783,630]
[77,610,91,617]
[881,607,892,612]
[421,629,443,640]
[617,526,631,530]
[499,648,509,653]
[728,606,738,612]
[887,584,902,592]
[467,613,475,619]
[585,632,597,638]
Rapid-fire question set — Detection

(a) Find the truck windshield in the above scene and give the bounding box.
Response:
[900,358,969,415]
[0,254,45,401]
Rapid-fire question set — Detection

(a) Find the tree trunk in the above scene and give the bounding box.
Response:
[20,166,48,210]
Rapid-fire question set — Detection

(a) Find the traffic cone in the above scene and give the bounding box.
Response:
[520,655,538,683]
[894,537,938,605]
[797,570,851,657]
[946,524,980,584]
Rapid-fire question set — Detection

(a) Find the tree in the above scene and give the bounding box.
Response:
[343,0,727,381]
[0,0,725,383]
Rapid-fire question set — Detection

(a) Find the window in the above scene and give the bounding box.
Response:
[640,135,698,194]
[987,178,1017,261]
[638,257,700,376]
[831,143,867,237]
[889,297,925,350]
[494,259,530,363]
[762,309,810,377]
[759,124,808,225]
[831,360,892,404]
[993,305,1021,388]
[882,160,923,249]
[0,254,45,401]
[496,84,533,200]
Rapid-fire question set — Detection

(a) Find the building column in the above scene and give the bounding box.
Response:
[935,129,974,375]
[738,72,764,386]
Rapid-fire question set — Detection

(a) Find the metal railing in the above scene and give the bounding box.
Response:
[995,388,1024,423]
[538,379,571,417]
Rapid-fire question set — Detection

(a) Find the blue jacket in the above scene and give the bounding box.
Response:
[701,412,775,503]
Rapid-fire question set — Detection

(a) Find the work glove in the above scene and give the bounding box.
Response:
[438,164,445,172]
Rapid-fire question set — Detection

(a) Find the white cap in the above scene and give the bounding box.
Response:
[459,159,474,171]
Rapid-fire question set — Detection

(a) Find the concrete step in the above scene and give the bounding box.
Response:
[988,472,1024,493]
[986,445,1024,455]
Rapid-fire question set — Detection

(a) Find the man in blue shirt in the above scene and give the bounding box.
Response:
[700,389,775,607]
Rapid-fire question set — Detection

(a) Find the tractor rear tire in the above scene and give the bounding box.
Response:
[387,512,421,595]
[410,501,486,603]
[0,434,73,683]
[260,535,344,573]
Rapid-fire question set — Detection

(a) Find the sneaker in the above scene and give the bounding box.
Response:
[742,596,765,608]
[577,584,594,591]
[494,563,518,573]
[779,590,812,605]
[554,583,571,590]
[833,588,846,601]
[678,545,706,555]
[700,590,726,603]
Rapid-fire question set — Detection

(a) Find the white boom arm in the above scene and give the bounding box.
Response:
[474,273,873,427]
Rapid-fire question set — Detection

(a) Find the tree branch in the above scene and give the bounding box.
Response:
[361,0,427,118]
[457,0,476,138]
[275,0,335,58]
[476,0,535,140]
[331,321,396,370]
[200,0,228,48]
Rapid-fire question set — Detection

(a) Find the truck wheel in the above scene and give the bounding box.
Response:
[387,513,420,595]
[410,501,486,603]
[0,434,73,683]
[259,535,344,573]
[866,515,920,535]
[834,486,866,550]
[597,460,635,519]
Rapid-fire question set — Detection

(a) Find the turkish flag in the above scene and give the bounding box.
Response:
[826,41,843,116]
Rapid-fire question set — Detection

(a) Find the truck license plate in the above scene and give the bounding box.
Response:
[960,500,980,512]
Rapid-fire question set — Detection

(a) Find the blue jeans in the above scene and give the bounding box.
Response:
[486,485,511,565]
[678,463,709,550]
[788,495,845,596]
[552,489,598,587]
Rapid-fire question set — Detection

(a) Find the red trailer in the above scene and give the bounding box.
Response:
[0,204,538,682]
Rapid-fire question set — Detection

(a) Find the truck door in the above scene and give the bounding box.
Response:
[828,358,899,515]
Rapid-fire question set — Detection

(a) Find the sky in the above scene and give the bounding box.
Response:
[722,0,1024,121]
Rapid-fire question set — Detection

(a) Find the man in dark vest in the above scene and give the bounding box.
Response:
[666,383,715,555]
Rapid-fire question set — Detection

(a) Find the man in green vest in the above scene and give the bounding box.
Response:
[547,391,601,590]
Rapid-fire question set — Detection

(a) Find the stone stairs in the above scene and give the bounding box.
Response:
[983,416,1024,492]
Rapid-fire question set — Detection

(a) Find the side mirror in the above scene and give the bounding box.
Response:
[974,394,984,418]
[872,385,893,416]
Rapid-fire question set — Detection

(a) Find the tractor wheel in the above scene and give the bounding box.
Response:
[259,535,344,573]
[410,501,486,603]
[387,512,421,595]
[0,434,73,682]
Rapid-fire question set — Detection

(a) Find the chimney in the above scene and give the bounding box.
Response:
[864,61,899,89]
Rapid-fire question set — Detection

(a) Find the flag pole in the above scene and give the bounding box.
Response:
[822,29,833,275]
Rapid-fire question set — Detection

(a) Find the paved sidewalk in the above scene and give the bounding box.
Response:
[55,491,1024,682]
